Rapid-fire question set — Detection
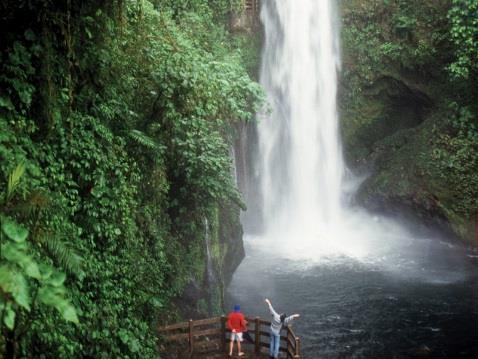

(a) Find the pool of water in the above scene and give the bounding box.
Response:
[226,236,478,358]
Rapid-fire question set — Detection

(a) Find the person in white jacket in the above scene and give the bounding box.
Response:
[264,298,300,359]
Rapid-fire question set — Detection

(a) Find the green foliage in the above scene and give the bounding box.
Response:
[430,103,478,215]
[129,130,163,151]
[39,236,83,276]
[0,42,36,111]
[6,162,26,203]
[448,0,478,79]
[341,0,448,88]
[0,168,79,357]
[0,0,263,357]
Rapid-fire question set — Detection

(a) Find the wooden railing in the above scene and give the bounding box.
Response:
[159,315,301,358]
[244,0,260,14]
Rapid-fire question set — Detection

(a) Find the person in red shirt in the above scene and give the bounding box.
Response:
[226,304,247,357]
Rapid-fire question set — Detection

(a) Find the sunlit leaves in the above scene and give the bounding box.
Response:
[2,217,28,243]
[6,162,26,202]
[0,265,31,310]
[4,303,16,330]
[38,285,79,324]
[2,241,41,279]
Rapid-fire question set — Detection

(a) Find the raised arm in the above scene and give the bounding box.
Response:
[264,298,279,317]
[284,314,300,326]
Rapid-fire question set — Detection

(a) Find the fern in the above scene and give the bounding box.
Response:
[94,121,114,142]
[6,162,26,202]
[129,129,160,150]
[39,235,83,276]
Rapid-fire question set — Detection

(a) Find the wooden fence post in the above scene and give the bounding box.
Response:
[221,315,227,353]
[254,317,260,354]
[188,319,194,353]
[286,327,290,359]
[294,336,301,358]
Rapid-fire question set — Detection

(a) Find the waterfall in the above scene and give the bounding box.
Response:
[204,217,215,286]
[254,0,347,253]
[239,0,414,261]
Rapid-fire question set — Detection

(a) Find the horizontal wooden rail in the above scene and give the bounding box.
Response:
[244,316,270,325]
[194,328,222,337]
[244,0,260,12]
[166,332,189,341]
[158,314,301,358]
[158,321,188,332]
[192,316,222,326]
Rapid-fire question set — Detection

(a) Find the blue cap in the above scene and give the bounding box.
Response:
[234,304,240,312]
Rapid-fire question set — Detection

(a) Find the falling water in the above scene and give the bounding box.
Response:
[248,0,419,259]
[256,0,348,255]
[204,217,215,286]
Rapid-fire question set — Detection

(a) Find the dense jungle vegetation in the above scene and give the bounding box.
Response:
[0,0,262,357]
[340,0,478,243]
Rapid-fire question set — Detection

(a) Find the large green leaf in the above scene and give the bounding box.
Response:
[2,218,28,243]
[48,271,66,287]
[38,287,78,323]
[0,265,15,293]
[0,96,14,111]
[24,261,41,280]
[12,274,30,310]
[38,263,53,280]
[3,304,15,330]
[0,265,30,310]
[59,303,79,324]
[2,242,41,279]
[37,287,60,306]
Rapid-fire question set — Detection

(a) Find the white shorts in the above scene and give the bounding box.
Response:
[230,332,243,341]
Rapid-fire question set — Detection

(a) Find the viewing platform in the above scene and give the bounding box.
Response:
[230,0,261,32]
[159,316,301,358]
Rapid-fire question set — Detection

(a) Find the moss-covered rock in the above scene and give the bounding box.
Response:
[340,0,478,245]
[172,199,245,318]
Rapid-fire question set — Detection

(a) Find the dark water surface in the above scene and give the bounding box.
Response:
[226,237,478,358]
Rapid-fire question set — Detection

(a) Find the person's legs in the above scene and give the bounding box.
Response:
[272,333,280,358]
[236,332,244,355]
[269,332,280,358]
[269,333,274,357]
[237,339,243,355]
[229,338,234,356]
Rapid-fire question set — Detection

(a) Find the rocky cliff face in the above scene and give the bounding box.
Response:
[172,200,245,318]
[340,0,478,244]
